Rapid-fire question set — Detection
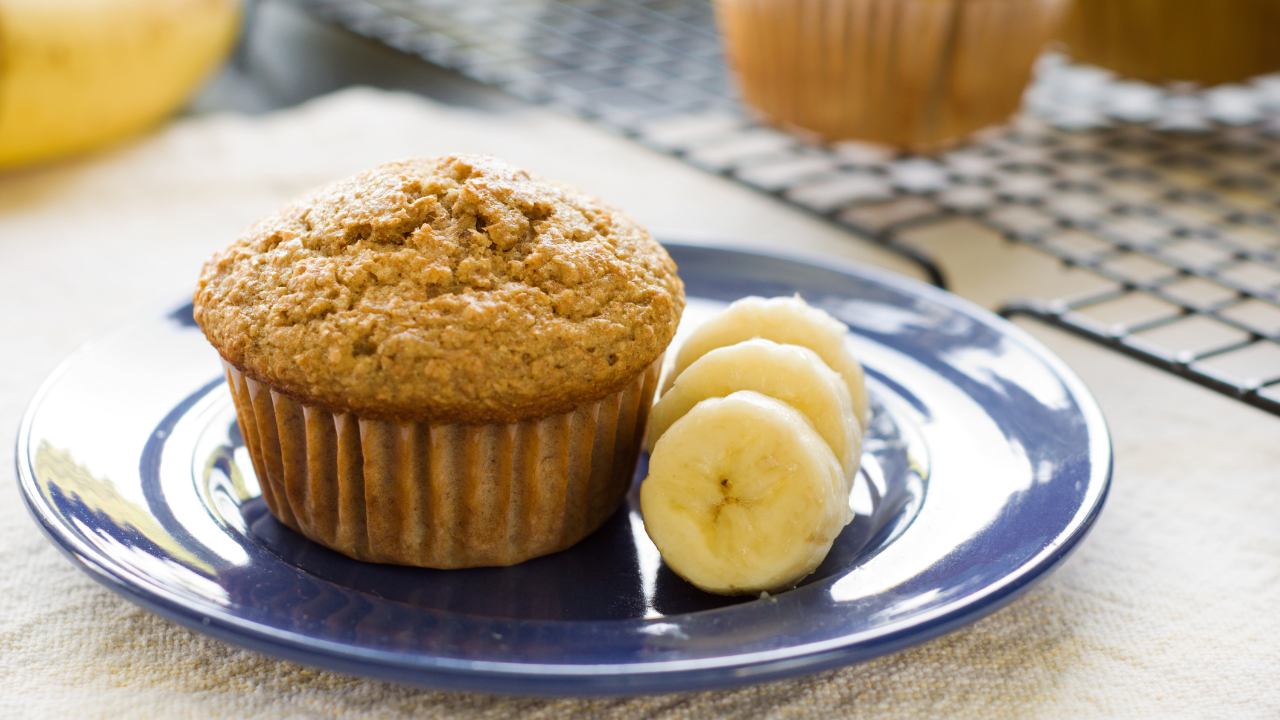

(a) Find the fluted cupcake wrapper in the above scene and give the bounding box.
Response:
[224,360,660,569]
[1059,0,1280,86]
[715,0,1068,151]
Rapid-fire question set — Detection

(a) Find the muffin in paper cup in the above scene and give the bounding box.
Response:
[1059,0,1280,86]
[195,155,684,568]
[715,0,1068,152]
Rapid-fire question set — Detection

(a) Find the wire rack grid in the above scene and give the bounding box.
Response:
[280,0,1280,416]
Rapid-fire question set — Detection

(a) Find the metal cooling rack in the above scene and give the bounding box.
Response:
[281,0,1280,416]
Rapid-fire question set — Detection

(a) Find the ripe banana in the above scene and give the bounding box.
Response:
[668,295,869,429]
[0,0,241,168]
[647,338,861,485]
[640,391,851,595]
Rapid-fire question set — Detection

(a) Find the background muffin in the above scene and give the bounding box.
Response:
[715,0,1068,152]
[195,154,684,568]
[1058,0,1280,86]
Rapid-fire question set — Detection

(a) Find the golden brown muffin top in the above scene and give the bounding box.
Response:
[194,155,684,423]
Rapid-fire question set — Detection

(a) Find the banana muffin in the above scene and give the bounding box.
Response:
[194,154,684,568]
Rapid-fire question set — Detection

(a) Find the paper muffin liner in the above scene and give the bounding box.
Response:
[223,360,661,569]
[1059,0,1280,86]
[715,0,1067,152]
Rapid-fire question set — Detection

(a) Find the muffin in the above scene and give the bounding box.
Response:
[714,0,1069,152]
[1059,0,1280,86]
[194,155,684,568]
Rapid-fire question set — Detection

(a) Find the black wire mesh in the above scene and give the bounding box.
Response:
[285,0,1280,415]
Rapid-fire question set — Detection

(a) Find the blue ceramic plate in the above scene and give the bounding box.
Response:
[16,242,1110,696]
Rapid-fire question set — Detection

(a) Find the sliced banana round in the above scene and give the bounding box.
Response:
[640,391,851,595]
[668,295,868,429]
[647,338,861,485]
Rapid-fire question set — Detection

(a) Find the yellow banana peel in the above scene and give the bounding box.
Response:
[0,0,241,168]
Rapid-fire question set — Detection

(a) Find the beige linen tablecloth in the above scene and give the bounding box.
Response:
[1,89,1277,719]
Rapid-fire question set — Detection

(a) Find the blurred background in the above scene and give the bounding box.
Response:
[2,0,1279,412]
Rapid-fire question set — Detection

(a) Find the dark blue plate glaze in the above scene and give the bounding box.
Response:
[16,242,1111,696]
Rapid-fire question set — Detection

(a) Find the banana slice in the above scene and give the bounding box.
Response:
[668,295,868,429]
[640,391,851,595]
[646,338,861,484]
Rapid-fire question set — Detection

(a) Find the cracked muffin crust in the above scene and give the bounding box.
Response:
[194,155,684,424]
